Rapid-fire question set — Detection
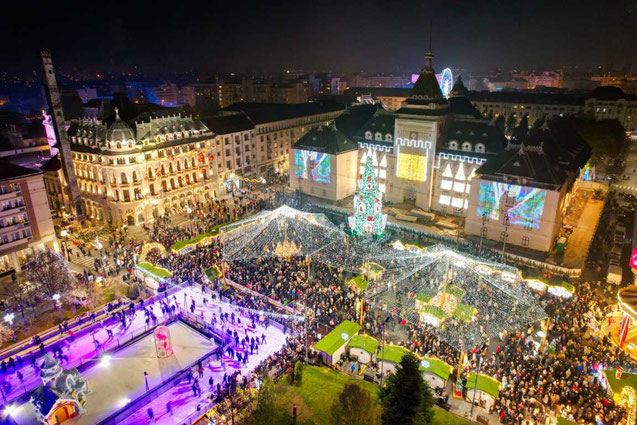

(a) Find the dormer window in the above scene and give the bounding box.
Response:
[449,141,458,150]
[461,142,471,151]
[365,131,372,140]
[475,143,485,153]
[385,134,393,142]
[116,142,122,149]
[374,132,382,141]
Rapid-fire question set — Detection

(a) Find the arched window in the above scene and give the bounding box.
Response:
[500,231,508,242]
[481,227,487,238]
[365,131,372,140]
[120,173,128,184]
[374,132,382,141]
[448,141,458,150]
[461,142,472,151]
[116,142,122,149]
[475,143,485,153]
[521,236,530,247]
[385,134,393,142]
[357,203,365,213]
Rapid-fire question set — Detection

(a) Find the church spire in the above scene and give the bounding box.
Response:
[425,19,434,71]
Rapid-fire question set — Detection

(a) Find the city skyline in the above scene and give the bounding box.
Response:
[1,0,636,76]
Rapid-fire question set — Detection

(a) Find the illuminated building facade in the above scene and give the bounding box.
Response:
[289,53,590,253]
[0,162,58,272]
[465,121,590,252]
[43,102,342,225]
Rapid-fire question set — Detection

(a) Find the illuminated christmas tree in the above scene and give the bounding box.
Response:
[348,150,387,238]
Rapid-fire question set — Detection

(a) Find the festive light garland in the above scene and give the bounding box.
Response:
[216,204,545,351]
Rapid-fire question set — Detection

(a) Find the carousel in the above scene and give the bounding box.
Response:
[612,285,637,360]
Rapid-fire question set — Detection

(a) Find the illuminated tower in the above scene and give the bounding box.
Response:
[392,47,449,211]
[40,51,84,218]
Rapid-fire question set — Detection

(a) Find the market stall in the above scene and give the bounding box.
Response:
[419,357,453,390]
[347,334,379,364]
[465,372,501,413]
[313,320,361,366]
[376,345,412,375]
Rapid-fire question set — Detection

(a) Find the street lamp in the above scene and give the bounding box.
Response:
[60,229,70,261]
[3,313,15,341]
[478,212,487,254]
[501,215,510,263]
[52,293,62,319]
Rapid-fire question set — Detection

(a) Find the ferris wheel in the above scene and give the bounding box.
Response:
[440,68,453,98]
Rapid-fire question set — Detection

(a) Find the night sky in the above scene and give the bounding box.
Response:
[3,0,636,75]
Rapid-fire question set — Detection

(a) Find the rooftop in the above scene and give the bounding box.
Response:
[221,101,344,125]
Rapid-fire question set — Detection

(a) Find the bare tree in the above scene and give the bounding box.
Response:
[26,250,76,309]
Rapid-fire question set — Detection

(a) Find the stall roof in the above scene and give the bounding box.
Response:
[419,357,453,381]
[313,320,361,356]
[347,334,379,354]
[377,345,412,364]
[466,372,501,398]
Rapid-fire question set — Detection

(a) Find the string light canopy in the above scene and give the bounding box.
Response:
[365,244,547,350]
[220,205,347,262]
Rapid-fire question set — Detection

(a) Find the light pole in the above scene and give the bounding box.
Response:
[52,293,63,320]
[478,213,487,254]
[455,207,463,248]
[60,229,69,261]
[379,316,391,386]
[469,351,483,419]
[501,215,510,263]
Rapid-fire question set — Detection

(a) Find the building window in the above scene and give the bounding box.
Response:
[500,231,508,242]
[481,227,487,238]
[440,179,453,191]
[461,142,471,151]
[448,141,458,150]
[475,143,485,153]
[521,236,530,247]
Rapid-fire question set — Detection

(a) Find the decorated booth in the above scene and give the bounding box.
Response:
[419,357,453,390]
[31,354,89,425]
[465,372,501,413]
[377,345,413,375]
[347,334,379,364]
[313,320,361,366]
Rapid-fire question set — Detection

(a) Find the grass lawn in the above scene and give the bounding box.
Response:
[271,365,470,425]
[136,261,172,279]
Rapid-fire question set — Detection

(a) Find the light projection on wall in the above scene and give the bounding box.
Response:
[395,137,431,182]
[294,150,331,183]
[397,153,427,181]
[476,182,546,229]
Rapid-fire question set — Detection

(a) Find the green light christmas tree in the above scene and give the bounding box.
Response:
[349,150,387,238]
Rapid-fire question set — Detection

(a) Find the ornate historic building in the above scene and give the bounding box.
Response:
[290,51,590,253]
[43,102,343,226]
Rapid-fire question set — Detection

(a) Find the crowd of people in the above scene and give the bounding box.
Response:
[13,182,633,425]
